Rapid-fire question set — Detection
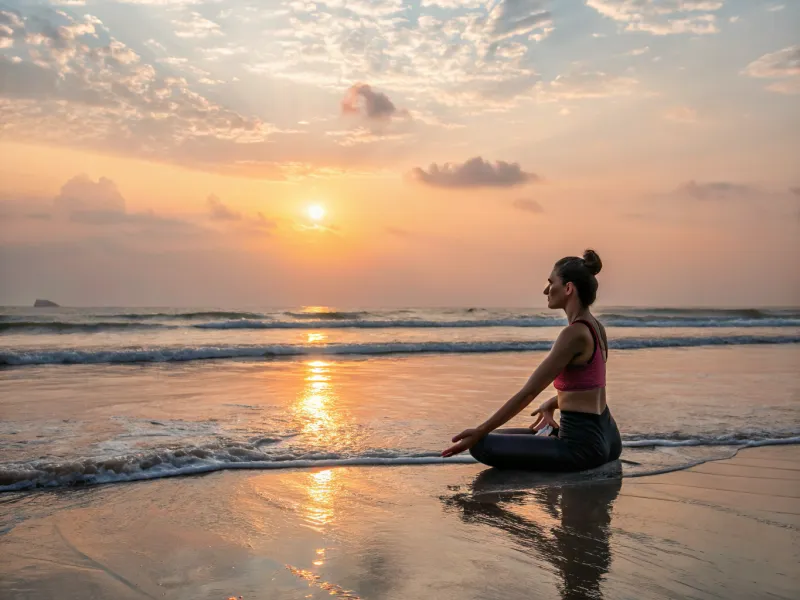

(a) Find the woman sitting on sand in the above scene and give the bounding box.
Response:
[442,249,622,471]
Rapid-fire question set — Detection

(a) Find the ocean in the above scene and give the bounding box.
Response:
[1,306,799,493]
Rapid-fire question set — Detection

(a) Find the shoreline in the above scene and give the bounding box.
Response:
[4,437,800,493]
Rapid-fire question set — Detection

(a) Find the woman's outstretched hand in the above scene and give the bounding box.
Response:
[530,399,559,432]
[441,428,485,457]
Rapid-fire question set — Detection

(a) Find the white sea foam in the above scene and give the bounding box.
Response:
[2,335,798,366]
[194,317,800,330]
[622,435,800,448]
[194,318,565,329]
[2,437,798,492]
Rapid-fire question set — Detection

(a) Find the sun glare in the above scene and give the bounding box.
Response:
[308,204,325,221]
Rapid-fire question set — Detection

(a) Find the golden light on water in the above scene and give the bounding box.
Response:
[297,393,333,435]
[306,374,329,382]
[306,332,327,344]
[294,360,347,443]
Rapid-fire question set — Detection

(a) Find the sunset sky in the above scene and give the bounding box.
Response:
[1,0,798,308]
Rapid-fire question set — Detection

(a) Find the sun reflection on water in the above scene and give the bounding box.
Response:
[293,360,358,450]
[304,468,336,530]
[291,360,355,530]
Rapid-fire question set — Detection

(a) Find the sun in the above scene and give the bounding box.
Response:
[307,204,325,221]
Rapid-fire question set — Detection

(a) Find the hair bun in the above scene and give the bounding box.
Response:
[582,249,602,276]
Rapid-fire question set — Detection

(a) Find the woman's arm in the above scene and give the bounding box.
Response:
[441,326,584,457]
[474,326,582,434]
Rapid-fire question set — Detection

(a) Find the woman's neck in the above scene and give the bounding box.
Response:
[564,304,590,324]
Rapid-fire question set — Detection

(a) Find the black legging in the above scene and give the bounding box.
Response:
[469,406,622,471]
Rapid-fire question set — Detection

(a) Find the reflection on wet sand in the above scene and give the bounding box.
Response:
[444,465,622,600]
[304,468,337,531]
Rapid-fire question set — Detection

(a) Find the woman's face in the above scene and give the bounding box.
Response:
[544,269,567,309]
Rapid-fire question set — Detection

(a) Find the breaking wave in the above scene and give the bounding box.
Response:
[284,310,371,320]
[195,316,800,329]
[0,321,173,333]
[1,335,798,365]
[113,311,266,320]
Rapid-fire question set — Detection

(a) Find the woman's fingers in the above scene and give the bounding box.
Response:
[442,438,470,457]
[451,429,474,443]
[530,407,540,416]
[531,410,558,432]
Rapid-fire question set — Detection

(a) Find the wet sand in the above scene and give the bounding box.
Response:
[1,445,798,600]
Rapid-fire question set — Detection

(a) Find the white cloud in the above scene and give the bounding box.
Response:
[0,8,277,172]
[201,45,247,60]
[627,46,650,56]
[484,0,552,43]
[326,127,412,146]
[421,0,484,8]
[743,46,800,95]
[586,0,724,35]
[172,12,222,38]
[144,38,167,52]
[243,0,553,112]
[538,69,639,101]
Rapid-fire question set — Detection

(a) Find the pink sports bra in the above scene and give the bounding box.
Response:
[553,319,607,392]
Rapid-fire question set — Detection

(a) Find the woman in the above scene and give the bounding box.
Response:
[442,249,621,471]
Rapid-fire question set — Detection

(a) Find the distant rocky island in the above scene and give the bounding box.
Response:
[33,299,60,307]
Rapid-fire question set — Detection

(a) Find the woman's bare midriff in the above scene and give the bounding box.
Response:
[557,387,607,414]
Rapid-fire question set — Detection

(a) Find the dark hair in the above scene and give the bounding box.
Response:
[554,249,603,307]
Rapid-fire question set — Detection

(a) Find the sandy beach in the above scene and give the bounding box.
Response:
[1,445,798,600]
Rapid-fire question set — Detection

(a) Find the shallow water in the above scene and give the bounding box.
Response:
[1,315,798,490]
